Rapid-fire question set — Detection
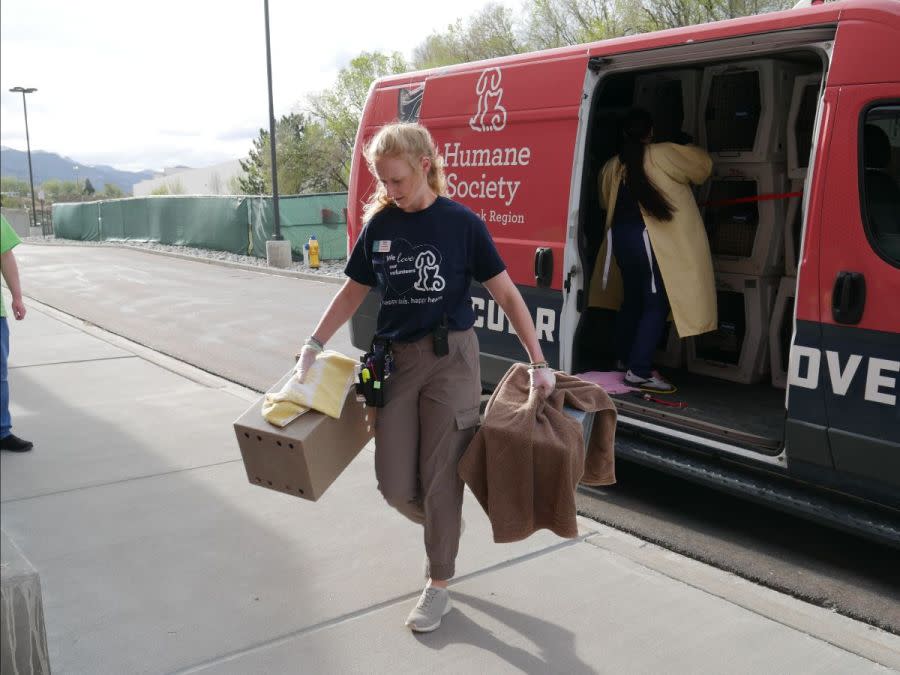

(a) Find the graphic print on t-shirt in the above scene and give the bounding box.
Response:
[374,238,446,300]
[414,249,446,292]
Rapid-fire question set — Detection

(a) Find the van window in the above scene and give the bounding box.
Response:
[399,86,424,123]
[861,104,900,266]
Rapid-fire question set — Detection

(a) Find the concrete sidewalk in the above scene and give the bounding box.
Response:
[2,297,898,675]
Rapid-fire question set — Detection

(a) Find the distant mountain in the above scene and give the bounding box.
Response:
[0,147,154,194]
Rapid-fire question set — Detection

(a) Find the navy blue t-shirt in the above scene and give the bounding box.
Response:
[345,196,506,342]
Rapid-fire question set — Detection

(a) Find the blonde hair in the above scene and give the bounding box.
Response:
[362,122,446,223]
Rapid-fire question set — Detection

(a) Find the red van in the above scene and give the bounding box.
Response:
[348,0,900,545]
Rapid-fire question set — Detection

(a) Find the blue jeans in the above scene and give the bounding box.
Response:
[1,317,10,438]
[612,220,670,378]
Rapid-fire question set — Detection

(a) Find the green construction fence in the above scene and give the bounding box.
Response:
[51,193,349,260]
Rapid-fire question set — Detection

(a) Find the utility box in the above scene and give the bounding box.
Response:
[233,374,374,501]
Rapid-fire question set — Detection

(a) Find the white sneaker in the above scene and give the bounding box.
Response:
[405,585,452,632]
[624,370,677,394]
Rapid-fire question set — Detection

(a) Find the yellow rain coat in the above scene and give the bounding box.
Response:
[587,142,717,338]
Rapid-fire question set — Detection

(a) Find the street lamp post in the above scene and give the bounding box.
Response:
[9,86,38,231]
[264,0,281,241]
[262,0,291,269]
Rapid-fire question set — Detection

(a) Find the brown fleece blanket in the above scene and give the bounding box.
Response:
[458,363,617,543]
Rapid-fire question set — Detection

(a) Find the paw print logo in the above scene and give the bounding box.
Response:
[469,67,506,133]
[414,250,446,292]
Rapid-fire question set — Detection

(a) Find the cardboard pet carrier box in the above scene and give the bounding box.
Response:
[233,368,374,501]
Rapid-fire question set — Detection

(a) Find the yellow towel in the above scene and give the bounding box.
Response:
[262,350,358,427]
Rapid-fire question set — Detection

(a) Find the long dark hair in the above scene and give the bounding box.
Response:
[619,108,673,221]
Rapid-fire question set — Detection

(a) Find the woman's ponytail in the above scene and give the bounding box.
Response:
[620,108,674,222]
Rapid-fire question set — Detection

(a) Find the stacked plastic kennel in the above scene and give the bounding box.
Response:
[770,73,821,387]
[685,59,815,384]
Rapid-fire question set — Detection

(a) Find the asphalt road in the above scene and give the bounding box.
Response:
[13,243,900,634]
[14,245,355,392]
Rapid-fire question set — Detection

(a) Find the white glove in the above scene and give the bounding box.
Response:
[294,345,320,383]
[529,366,556,398]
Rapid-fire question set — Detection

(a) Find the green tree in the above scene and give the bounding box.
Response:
[306,51,409,180]
[238,130,269,195]
[412,3,523,68]
[149,179,185,196]
[521,0,639,49]
[227,174,244,195]
[102,183,125,198]
[639,0,792,30]
[240,57,395,199]
[40,179,81,203]
[0,176,31,208]
[238,113,345,195]
[520,0,793,46]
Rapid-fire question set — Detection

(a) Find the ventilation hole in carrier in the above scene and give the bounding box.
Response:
[297,488,305,495]
[267,480,273,486]
[244,432,250,438]
[288,443,295,449]
[256,435,262,442]
[254,476,261,482]
[276,440,282,447]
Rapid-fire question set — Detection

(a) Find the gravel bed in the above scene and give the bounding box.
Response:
[21,235,347,280]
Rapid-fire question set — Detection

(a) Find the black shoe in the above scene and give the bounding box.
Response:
[0,434,33,452]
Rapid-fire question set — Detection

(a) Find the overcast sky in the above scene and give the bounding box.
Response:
[1,0,515,173]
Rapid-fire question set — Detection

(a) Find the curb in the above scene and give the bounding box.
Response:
[21,239,346,285]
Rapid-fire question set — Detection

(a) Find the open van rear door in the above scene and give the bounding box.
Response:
[416,56,587,376]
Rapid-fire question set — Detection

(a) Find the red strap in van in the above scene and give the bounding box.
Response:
[700,190,802,208]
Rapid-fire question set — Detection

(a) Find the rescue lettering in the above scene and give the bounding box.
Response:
[788,345,899,406]
[471,297,556,342]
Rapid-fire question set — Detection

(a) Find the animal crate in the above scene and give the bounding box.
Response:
[783,179,805,277]
[703,162,789,276]
[686,273,779,384]
[700,59,811,163]
[787,73,822,180]
[768,276,797,389]
[634,69,701,144]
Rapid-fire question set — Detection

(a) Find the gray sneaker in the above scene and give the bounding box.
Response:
[406,585,452,632]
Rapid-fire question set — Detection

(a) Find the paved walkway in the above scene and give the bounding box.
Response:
[2,296,898,674]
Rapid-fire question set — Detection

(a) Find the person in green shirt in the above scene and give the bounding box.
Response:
[1,214,32,452]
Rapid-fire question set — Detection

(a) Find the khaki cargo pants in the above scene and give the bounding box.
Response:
[374,328,481,581]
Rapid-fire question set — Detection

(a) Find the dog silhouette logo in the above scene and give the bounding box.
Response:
[469,67,506,132]
[414,250,446,292]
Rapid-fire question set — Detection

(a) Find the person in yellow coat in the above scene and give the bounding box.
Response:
[588,108,716,393]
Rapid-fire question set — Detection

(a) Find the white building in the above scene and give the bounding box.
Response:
[133,159,245,196]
